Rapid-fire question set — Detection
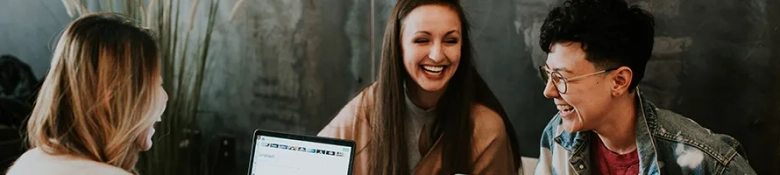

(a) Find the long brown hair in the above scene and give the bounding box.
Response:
[25,13,162,174]
[365,0,521,174]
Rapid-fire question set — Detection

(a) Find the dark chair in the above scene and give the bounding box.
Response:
[0,54,38,172]
[0,128,24,172]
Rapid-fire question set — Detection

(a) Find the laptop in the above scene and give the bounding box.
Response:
[248,129,356,175]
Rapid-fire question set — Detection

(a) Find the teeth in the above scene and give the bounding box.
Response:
[422,66,444,72]
[556,105,573,111]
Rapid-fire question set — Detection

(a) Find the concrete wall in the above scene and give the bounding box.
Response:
[0,0,70,79]
[1,0,778,174]
[194,0,373,173]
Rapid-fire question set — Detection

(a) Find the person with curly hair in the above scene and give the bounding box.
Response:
[534,0,756,174]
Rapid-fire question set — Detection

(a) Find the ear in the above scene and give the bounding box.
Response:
[611,66,633,97]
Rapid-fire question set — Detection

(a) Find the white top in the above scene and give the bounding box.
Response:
[5,148,133,175]
[403,88,436,172]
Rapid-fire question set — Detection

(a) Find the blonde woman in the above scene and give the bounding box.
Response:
[5,13,167,175]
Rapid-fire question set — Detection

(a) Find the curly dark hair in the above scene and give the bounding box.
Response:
[539,0,655,91]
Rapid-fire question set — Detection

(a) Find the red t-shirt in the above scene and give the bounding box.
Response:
[590,135,640,175]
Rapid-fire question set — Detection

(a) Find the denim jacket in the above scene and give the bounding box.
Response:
[534,90,757,175]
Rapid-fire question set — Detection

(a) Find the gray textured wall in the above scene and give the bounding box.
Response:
[0,0,70,79]
[1,0,778,174]
[195,0,373,173]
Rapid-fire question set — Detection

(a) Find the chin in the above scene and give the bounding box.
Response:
[140,128,155,151]
[141,141,153,151]
[418,83,447,92]
[560,118,584,133]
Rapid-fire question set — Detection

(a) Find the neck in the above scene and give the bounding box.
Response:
[406,80,445,110]
[592,92,638,154]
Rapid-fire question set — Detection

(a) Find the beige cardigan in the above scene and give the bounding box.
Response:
[317,85,517,175]
[5,148,133,175]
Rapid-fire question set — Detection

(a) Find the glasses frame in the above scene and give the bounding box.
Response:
[539,66,619,94]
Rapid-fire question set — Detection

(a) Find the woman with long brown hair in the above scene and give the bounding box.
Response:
[318,0,521,174]
[5,13,167,175]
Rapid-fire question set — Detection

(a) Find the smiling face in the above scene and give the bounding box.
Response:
[401,4,462,93]
[543,42,614,132]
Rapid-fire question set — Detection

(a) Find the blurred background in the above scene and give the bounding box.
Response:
[0,0,778,174]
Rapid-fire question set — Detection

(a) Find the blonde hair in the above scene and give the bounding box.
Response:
[25,13,162,174]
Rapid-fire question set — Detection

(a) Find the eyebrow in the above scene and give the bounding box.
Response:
[548,65,573,73]
[415,31,431,35]
[413,30,460,36]
[445,30,460,36]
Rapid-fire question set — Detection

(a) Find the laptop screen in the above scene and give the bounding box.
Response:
[250,134,353,175]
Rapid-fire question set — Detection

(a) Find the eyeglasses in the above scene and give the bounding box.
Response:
[538,66,619,94]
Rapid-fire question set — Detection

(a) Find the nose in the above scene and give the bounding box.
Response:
[428,42,444,62]
[543,78,560,99]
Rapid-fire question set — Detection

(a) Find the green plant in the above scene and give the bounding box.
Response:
[60,0,232,174]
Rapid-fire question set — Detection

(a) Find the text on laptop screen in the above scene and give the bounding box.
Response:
[251,135,352,175]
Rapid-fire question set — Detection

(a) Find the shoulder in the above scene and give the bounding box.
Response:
[651,108,745,166]
[317,84,374,154]
[7,148,132,175]
[470,104,511,149]
[471,104,505,136]
[319,84,374,130]
[469,104,519,174]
